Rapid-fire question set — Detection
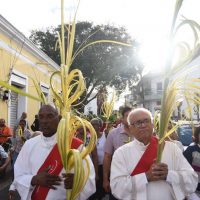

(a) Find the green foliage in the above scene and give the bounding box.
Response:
[29,21,143,107]
[98,113,118,123]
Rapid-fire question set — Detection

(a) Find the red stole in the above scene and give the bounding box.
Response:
[31,137,83,200]
[131,136,158,176]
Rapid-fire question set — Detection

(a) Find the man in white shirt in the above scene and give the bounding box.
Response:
[110,108,198,200]
[103,106,133,199]
[14,104,95,200]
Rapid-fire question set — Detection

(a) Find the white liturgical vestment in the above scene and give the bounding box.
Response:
[14,134,96,200]
[110,139,198,200]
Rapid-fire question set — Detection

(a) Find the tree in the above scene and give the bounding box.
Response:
[29,21,143,109]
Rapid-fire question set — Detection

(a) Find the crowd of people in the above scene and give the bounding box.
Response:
[0,112,40,195]
[0,105,200,200]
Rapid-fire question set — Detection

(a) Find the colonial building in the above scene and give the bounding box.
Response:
[0,15,60,129]
[133,72,164,112]
[128,65,200,120]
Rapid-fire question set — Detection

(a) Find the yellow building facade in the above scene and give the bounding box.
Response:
[0,15,60,130]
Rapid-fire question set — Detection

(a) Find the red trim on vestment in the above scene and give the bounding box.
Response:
[31,138,83,200]
[131,137,158,176]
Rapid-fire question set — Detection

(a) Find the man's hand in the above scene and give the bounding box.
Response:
[63,173,74,189]
[8,190,15,200]
[103,152,112,192]
[146,163,168,182]
[103,179,110,192]
[31,166,61,190]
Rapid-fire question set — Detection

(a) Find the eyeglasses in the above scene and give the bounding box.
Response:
[130,118,151,128]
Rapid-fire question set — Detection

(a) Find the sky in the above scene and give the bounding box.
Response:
[1,0,200,73]
[1,0,200,107]
[1,0,176,38]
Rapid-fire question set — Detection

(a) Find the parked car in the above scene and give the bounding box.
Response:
[177,125,193,146]
[177,121,200,149]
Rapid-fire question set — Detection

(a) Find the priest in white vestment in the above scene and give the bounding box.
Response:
[14,105,96,200]
[110,108,198,200]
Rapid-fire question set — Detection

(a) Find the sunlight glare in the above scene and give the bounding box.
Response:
[138,39,169,74]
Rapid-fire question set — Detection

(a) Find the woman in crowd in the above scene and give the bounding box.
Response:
[90,118,106,200]
[184,126,200,197]
[12,119,32,166]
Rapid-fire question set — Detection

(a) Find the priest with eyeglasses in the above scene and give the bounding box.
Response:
[110,108,198,200]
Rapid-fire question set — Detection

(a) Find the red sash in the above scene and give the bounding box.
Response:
[31,137,83,200]
[131,136,158,176]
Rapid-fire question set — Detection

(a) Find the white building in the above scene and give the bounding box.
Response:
[130,57,200,120]
[127,72,164,114]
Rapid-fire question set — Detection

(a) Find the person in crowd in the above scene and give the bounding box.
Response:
[13,104,95,200]
[14,112,29,132]
[0,144,11,178]
[103,121,114,138]
[12,119,32,166]
[76,127,90,146]
[76,123,99,190]
[75,125,99,187]
[110,108,198,200]
[31,114,39,131]
[0,118,12,152]
[184,126,200,197]
[103,106,133,200]
[8,130,42,200]
[165,121,184,152]
[90,118,107,200]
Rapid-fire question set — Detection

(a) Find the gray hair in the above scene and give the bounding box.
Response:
[127,108,153,125]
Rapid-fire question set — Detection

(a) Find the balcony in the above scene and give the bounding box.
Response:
[143,89,163,101]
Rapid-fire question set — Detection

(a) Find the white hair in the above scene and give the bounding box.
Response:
[127,108,153,125]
